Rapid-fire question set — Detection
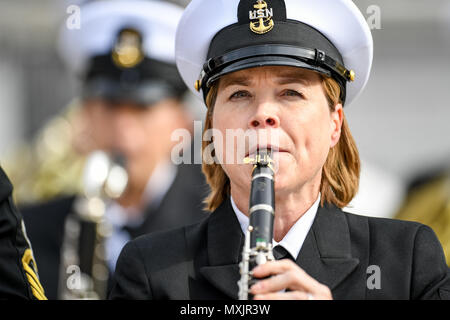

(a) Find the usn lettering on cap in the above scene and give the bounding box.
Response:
[248,0,274,34]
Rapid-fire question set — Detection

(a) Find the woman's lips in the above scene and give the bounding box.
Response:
[245,146,289,158]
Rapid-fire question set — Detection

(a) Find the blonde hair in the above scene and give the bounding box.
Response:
[201,74,360,211]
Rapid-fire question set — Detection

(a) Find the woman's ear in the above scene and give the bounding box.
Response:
[330,103,344,148]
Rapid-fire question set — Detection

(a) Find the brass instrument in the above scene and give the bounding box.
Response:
[238,149,275,300]
[2,100,85,206]
[58,151,128,300]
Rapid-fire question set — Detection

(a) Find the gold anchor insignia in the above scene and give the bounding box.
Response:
[112,29,144,69]
[249,0,274,35]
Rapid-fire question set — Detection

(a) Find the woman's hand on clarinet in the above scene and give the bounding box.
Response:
[250,259,333,300]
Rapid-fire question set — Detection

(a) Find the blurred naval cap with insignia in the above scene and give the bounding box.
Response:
[58,0,187,107]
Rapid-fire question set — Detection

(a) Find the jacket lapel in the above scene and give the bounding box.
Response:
[199,199,243,299]
[297,203,359,291]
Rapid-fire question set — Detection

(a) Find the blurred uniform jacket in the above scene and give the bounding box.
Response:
[21,162,209,299]
[110,199,450,300]
[0,166,46,300]
[395,169,450,265]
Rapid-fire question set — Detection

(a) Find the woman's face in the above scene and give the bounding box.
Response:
[212,66,343,197]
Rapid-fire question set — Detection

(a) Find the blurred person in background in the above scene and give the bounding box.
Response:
[18,0,209,300]
[0,166,46,300]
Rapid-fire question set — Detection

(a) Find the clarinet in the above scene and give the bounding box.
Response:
[238,149,275,300]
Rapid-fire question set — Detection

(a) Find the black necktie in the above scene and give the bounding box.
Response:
[273,245,294,261]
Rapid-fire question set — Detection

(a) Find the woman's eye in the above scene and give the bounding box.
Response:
[230,90,250,100]
[282,89,303,98]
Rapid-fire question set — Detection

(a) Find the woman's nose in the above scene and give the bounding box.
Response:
[248,103,280,129]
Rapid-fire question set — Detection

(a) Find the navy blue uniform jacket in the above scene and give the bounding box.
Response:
[110,199,450,300]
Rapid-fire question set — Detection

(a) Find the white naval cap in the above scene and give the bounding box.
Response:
[175,0,373,106]
[58,0,187,105]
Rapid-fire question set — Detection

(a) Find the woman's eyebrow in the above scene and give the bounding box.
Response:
[219,76,251,89]
[275,74,311,85]
[219,70,312,88]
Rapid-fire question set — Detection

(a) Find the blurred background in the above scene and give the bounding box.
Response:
[0,0,449,259]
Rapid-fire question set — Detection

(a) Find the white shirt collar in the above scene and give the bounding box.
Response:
[230,194,320,260]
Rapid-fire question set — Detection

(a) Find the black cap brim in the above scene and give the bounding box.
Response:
[207,55,333,88]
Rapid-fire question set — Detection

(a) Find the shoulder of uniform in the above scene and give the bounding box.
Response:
[0,166,13,201]
[129,216,209,258]
[343,209,429,241]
